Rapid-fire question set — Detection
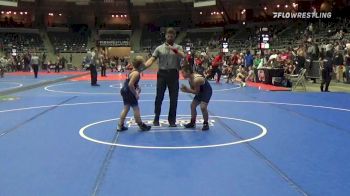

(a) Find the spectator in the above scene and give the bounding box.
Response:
[253,53,262,69]
[334,50,345,83]
[345,49,350,83]
[233,65,247,87]
[30,53,39,78]
[244,50,254,68]
[0,56,6,78]
[321,51,333,92]
[295,48,306,72]
[194,55,205,76]
[55,54,61,73]
[207,52,224,83]
[246,66,255,82]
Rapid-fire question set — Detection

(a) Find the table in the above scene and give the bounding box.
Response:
[257,68,285,85]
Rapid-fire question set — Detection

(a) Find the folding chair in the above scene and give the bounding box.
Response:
[289,68,307,91]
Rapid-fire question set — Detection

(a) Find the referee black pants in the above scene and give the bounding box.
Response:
[32,64,39,78]
[320,69,331,92]
[154,69,179,124]
[207,67,221,82]
[55,65,60,73]
[101,65,107,76]
[345,65,350,83]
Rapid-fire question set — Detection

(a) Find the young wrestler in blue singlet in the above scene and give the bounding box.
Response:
[180,64,213,131]
[117,56,151,132]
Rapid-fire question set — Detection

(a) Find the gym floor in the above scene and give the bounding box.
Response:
[1,71,350,196]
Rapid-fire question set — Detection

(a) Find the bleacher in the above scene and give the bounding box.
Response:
[182,32,221,49]
[140,28,163,52]
[0,32,45,53]
[100,34,129,41]
[98,33,131,47]
[48,31,88,53]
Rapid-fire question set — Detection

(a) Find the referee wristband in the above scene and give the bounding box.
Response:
[172,48,178,54]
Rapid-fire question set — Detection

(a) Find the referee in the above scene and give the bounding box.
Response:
[145,27,185,127]
[320,51,333,92]
[87,47,100,86]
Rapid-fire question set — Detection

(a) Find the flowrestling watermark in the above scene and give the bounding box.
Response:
[273,12,332,19]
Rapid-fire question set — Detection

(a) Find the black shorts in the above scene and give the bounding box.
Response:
[194,89,212,104]
[121,89,138,107]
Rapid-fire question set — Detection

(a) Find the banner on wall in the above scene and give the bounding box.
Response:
[97,40,130,47]
[0,0,17,7]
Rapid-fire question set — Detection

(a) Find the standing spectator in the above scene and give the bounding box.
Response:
[31,53,39,78]
[345,49,350,83]
[123,58,129,71]
[55,54,61,73]
[110,57,116,72]
[194,55,205,76]
[42,52,46,66]
[61,56,67,70]
[0,56,5,78]
[101,55,108,77]
[23,53,31,72]
[207,51,224,83]
[231,51,239,67]
[47,60,51,73]
[333,50,344,83]
[70,53,73,63]
[253,53,262,68]
[295,48,306,72]
[187,50,195,69]
[245,50,254,68]
[253,53,262,82]
[8,56,16,72]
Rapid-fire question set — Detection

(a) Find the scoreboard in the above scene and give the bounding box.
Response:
[0,0,18,7]
[259,27,270,49]
[221,37,229,53]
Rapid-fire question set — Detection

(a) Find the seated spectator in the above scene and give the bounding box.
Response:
[253,53,262,68]
[246,66,255,82]
[224,65,234,83]
[233,65,247,86]
[284,60,296,75]
[268,57,280,68]
[258,70,265,82]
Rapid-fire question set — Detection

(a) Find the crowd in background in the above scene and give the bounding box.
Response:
[0,52,72,74]
[185,42,350,87]
[1,18,350,89]
[82,49,130,76]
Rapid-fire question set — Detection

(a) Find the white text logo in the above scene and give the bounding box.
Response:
[272,12,332,19]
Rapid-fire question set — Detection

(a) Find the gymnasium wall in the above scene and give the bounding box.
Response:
[106,47,131,58]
